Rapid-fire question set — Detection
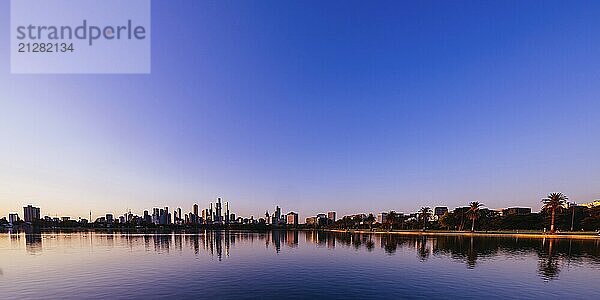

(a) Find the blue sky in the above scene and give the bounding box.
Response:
[1,0,600,219]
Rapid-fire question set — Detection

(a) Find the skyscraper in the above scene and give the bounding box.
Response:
[23,205,40,223]
[152,208,160,224]
[164,207,170,224]
[193,204,199,223]
[216,198,222,223]
[9,213,19,224]
[275,206,281,220]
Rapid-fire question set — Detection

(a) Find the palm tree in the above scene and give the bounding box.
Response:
[467,201,483,232]
[386,211,397,230]
[365,213,375,230]
[419,207,431,230]
[541,192,568,233]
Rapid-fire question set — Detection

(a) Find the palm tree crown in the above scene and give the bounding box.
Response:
[541,193,568,212]
[467,201,483,231]
[419,207,431,230]
[541,192,568,233]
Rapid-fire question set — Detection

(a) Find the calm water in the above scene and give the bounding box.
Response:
[1,231,599,299]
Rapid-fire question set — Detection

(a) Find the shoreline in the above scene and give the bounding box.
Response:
[326,229,600,240]
[2,228,599,240]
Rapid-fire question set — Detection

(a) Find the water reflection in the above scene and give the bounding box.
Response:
[25,234,42,254]
[3,230,599,282]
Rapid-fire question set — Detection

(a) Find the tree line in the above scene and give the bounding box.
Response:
[332,193,600,232]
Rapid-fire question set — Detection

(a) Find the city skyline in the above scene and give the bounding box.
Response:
[4,193,599,224]
[2,1,600,219]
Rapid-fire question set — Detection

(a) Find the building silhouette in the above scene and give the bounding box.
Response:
[287,212,298,225]
[23,205,40,222]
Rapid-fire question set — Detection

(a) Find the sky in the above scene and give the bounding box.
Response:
[1,0,600,220]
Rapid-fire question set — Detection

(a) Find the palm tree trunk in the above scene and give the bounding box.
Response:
[471,217,475,232]
[550,209,555,233]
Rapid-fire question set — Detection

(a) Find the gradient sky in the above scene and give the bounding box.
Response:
[1,0,600,220]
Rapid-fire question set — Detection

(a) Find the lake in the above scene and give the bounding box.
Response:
[1,231,599,299]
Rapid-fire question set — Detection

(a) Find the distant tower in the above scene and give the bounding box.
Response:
[193,204,199,223]
[225,202,230,224]
[216,198,222,222]
[177,207,182,223]
[164,207,170,224]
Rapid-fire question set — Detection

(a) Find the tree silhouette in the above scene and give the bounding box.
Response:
[419,207,431,230]
[467,202,483,232]
[541,193,568,233]
[385,211,398,230]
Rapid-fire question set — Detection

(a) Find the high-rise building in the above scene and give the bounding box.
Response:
[216,198,222,223]
[152,208,158,224]
[327,211,336,222]
[193,204,199,223]
[287,212,298,226]
[161,207,170,224]
[23,205,40,223]
[9,213,19,224]
[225,202,230,224]
[106,214,114,223]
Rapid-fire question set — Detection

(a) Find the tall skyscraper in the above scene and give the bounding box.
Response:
[275,206,281,220]
[177,207,182,223]
[225,202,230,224]
[23,205,40,223]
[216,198,222,223]
[9,213,19,224]
[193,204,199,223]
[163,207,170,224]
[152,208,160,224]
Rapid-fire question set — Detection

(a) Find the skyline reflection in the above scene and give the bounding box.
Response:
[2,230,600,282]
